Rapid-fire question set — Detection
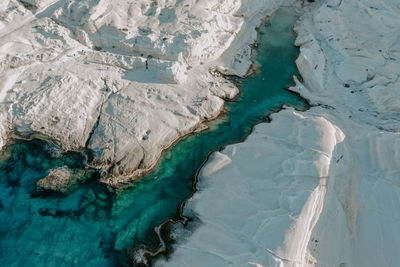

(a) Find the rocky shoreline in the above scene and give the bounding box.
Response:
[154,0,400,266]
[0,0,321,188]
[1,1,318,188]
[3,0,400,266]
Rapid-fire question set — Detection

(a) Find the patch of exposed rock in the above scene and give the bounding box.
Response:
[0,0,297,186]
[36,166,85,194]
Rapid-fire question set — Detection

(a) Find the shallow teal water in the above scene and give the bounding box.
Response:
[0,11,306,266]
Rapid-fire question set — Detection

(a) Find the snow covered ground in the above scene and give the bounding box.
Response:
[0,0,293,185]
[156,0,400,266]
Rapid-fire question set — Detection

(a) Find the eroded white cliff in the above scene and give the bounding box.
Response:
[289,1,400,265]
[157,0,400,266]
[154,107,346,266]
[0,0,293,184]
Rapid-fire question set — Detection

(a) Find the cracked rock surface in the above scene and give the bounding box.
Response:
[2,0,288,184]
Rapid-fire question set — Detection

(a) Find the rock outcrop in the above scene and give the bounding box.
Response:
[155,107,346,266]
[37,166,84,194]
[0,0,294,185]
[157,0,400,266]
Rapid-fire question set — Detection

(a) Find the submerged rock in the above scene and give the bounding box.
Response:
[36,166,83,194]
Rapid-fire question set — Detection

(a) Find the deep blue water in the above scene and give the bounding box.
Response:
[0,10,306,266]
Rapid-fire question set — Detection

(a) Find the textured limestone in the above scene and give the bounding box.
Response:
[0,0,296,184]
[37,166,84,193]
[158,0,400,266]
[0,0,304,185]
[155,107,345,267]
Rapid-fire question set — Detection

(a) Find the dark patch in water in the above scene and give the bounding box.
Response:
[38,208,81,220]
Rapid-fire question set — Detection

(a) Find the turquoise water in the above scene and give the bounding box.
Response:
[0,11,306,266]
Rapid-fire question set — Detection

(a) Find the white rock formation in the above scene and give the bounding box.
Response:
[287,1,400,266]
[293,0,400,131]
[157,0,400,266]
[0,0,294,185]
[155,107,345,267]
